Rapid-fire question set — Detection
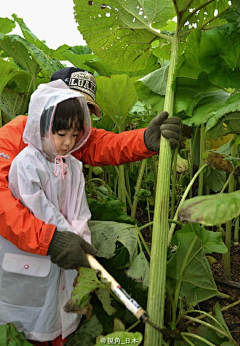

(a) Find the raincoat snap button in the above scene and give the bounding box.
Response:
[24,264,29,269]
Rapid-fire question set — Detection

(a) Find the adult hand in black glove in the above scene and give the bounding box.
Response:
[48,230,97,269]
[144,111,181,152]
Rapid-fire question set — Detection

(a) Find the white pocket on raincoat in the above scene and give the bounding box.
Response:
[0,253,51,307]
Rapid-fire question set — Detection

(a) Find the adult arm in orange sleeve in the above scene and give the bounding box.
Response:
[73,127,156,166]
[0,116,155,255]
[0,116,56,255]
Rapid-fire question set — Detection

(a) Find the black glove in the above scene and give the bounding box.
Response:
[48,230,97,269]
[144,111,181,152]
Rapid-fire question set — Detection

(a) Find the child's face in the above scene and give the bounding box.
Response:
[52,126,79,155]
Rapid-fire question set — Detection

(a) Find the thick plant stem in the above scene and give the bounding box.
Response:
[168,164,208,244]
[198,124,205,196]
[118,165,127,213]
[144,31,179,346]
[223,144,236,279]
[234,216,239,243]
[131,159,147,219]
[170,150,178,219]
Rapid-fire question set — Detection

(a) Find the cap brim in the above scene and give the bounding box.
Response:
[84,94,101,117]
[71,89,101,117]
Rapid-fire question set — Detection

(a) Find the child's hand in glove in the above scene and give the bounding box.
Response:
[48,230,97,269]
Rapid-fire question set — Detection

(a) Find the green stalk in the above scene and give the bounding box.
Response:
[181,335,195,346]
[146,198,152,236]
[181,333,220,346]
[168,164,208,244]
[118,165,127,213]
[125,167,132,203]
[150,156,158,205]
[131,159,147,219]
[144,31,179,346]
[198,124,205,196]
[183,315,232,339]
[114,166,119,196]
[135,224,151,258]
[189,128,199,198]
[170,150,178,219]
[220,169,235,193]
[223,144,236,279]
[234,216,239,243]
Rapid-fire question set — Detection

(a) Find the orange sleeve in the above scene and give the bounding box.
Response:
[0,118,156,255]
[0,116,55,255]
[73,127,156,166]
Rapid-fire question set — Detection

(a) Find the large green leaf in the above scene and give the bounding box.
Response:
[177,0,229,29]
[167,224,221,306]
[53,45,98,73]
[176,30,203,79]
[0,89,26,122]
[205,92,240,132]
[0,33,63,80]
[0,59,31,94]
[191,224,227,254]
[199,24,240,72]
[89,221,138,262]
[135,80,165,113]
[88,196,134,224]
[179,190,240,226]
[138,65,169,96]
[175,76,230,124]
[0,17,15,34]
[73,0,175,71]
[126,252,149,289]
[206,112,240,140]
[232,0,240,12]
[203,166,226,193]
[176,21,240,90]
[0,34,39,76]
[199,23,240,89]
[64,267,105,316]
[95,74,138,129]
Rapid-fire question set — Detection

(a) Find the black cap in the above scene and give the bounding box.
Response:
[51,67,101,117]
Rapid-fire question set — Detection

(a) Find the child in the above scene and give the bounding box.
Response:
[0,79,97,344]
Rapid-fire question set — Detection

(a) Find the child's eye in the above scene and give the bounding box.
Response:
[57,132,66,137]
[73,132,79,137]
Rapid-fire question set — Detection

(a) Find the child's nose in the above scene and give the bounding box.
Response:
[64,137,71,145]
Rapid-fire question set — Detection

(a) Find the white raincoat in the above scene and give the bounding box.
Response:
[0,80,92,341]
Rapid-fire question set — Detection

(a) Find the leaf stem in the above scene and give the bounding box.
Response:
[131,159,147,219]
[168,164,208,244]
[86,178,113,196]
[183,315,231,339]
[181,333,216,346]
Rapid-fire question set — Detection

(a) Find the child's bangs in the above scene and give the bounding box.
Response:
[52,98,85,133]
